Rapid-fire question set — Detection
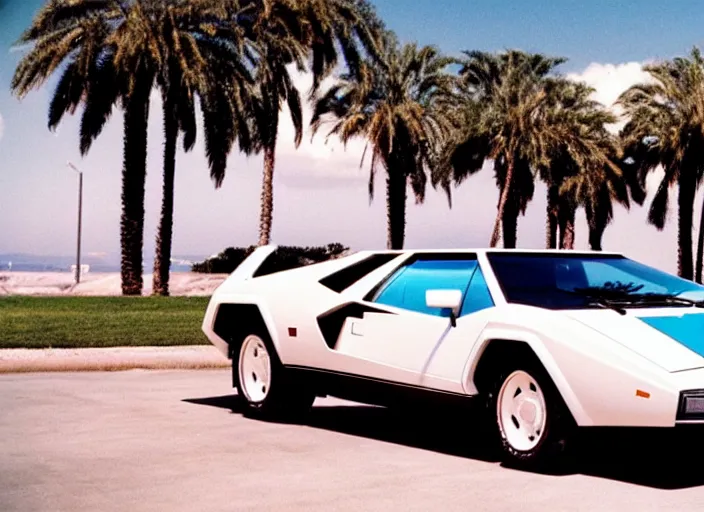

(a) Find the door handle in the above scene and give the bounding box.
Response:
[350,321,364,336]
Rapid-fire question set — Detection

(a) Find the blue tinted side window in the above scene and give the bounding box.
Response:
[460,266,495,316]
[374,259,477,316]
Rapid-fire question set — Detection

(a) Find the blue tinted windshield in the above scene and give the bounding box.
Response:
[486,253,704,309]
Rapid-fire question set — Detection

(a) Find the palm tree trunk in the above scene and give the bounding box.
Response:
[696,195,704,283]
[558,203,576,250]
[585,204,605,251]
[588,228,602,251]
[490,157,515,248]
[562,223,575,249]
[588,216,607,251]
[678,172,696,280]
[387,169,407,250]
[546,185,558,249]
[258,139,277,246]
[502,212,518,249]
[120,85,150,296]
[502,185,519,248]
[152,95,178,296]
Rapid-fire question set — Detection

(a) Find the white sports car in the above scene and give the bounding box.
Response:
[202,246,704,467]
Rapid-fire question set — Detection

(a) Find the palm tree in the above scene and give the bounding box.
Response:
[302,0,387,92]
[12,0,161,295]
[538,80,643,250]
[311,36,456,249]
[240,0,385,246]
[150,5,204,297]
[618,47,704,280]
[560,153,646,251]
[241,1,309,247]
[435,50,570,248]
[13,0,256,296]
[152,71,198,297]
[150,1,257,296]
[541,151,578,249]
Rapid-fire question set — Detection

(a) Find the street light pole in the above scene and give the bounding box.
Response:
[67,162,83,284]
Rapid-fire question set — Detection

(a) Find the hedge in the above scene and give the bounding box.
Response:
[191,243,350,274]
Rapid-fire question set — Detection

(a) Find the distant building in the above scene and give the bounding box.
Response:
[70,264,91,277]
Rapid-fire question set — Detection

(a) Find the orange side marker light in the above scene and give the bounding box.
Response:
[636,389,650,399]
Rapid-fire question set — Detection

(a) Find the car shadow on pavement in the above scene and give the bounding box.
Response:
[183,394,704,490]
[568,426,704,489]
[183,394,497,462]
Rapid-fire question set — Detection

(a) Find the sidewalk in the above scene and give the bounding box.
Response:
[0,346,231,373]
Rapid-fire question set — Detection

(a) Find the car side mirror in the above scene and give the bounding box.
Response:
[426,289,463,327]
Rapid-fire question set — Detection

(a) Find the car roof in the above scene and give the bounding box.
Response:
[350,248,623,257]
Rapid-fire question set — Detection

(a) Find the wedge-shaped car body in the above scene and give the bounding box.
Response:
[202,246,704,466]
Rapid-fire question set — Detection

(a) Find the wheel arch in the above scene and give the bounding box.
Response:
[204,297,282,357]
[465,334,592,426]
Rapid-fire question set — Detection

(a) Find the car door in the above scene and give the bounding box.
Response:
[331,254,495,393]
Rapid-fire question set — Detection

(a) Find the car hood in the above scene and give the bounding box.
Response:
[564,308,704,372]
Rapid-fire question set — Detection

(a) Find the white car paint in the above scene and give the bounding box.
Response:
[566,309,704,372]
[202,245,704,428]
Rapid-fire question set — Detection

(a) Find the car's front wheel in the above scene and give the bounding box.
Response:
[489,360,574,469]
[235,332,314,421]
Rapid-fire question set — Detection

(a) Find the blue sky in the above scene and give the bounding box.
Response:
[372,0,704,71]
[0,0,703,272]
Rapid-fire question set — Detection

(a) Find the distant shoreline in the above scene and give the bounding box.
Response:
[0,264,195,273]
[0,254,206,274]
[0,271,228,296]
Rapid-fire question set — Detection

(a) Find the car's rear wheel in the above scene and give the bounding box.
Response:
[235,332,315,421]
[488,359,574,469]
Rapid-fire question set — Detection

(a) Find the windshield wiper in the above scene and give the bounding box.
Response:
[585,297,628,315]
[569,289,704,311]
[611,293,704,308]
[556,288,628,315]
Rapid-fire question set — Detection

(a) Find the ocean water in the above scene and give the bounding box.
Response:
[0,255,200,273]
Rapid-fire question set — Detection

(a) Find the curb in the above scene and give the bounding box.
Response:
[0,346,231,373]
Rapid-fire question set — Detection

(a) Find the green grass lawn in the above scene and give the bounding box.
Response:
[0,296,211,349]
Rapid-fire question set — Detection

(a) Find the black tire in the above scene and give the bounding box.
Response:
[486,356,576,470]
[234,329,315,422]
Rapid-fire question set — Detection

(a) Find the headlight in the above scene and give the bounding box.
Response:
[677,390,704,420]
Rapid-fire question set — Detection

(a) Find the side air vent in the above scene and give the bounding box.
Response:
[317,302,394,349]
[319,254,399,293]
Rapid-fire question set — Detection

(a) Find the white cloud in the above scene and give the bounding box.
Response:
[567,61,669,201]
[275,68,368,181]
[567,61,652,107]
[567,61,655,134]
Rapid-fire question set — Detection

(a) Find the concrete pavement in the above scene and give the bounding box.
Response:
[3,370,704,511]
